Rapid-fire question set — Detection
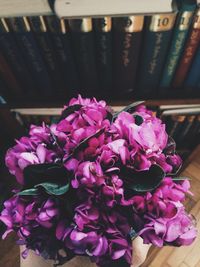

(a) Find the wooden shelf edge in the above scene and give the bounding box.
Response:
[1,98,200,109]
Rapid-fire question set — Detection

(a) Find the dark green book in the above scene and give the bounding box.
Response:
[28,16,64,97]
[113,16,144,98]
[6,17,53,97]
[0,18,36,97]
[160,0,196,91]
[137,13,177,98]
[93,17,112,98]
[45,16,79,97]
[68,18,99,96]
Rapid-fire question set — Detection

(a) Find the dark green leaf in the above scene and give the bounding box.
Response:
[35,182,70,195]
[59,104,82,121]
[18,188,39,196]
[23,163,69,188]
[64,127,105,162]
[133,115,144,125]
[124,165,165,192]
[112,101,145,122]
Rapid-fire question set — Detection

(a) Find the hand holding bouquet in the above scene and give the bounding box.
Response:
[0,96,197,266]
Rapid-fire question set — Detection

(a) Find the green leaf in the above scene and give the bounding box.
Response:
[23,163,69,188]
[125,165,165,192]
[35,182,69,195]
[59,104,82,121]
[133,114,143,125]
[18,188,39,196]
[112,101,145,122]
[64,127,105,162]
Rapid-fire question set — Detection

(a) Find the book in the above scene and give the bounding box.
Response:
[6,17,54,97]
[113,16,144,98]
[186,115,200,148]
[93,17,112,97]
[68,18,99,96]
[137,13,177,97]
[176,115,196,148]
[0,51,22,98]
[55,0,175,18]
[184,43,200,90]
[159,0,196,91]
[45,15,79,96]
[172,7,200,88]
[28,16,65,96]
[167,114,186,140]
[0,18,36,97]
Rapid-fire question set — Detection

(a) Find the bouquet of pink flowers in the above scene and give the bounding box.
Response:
[0,95,197,267]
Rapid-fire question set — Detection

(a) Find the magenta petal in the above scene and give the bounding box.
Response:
[38,212,49,221]
[2,229,13,239]
[56,221,66,240]
[177,228,197,246]
[36,144,46,163]
[165,222,181,242]
[111,249,126,260]
[70,230,87,241]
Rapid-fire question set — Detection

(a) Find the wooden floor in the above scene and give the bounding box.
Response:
[0,146,200,267]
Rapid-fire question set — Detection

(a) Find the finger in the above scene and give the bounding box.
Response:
[131,236,151,267]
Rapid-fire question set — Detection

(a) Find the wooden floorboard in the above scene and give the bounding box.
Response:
[0,146,200,267]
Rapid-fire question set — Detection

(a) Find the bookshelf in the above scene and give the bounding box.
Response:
[0,1,200,267]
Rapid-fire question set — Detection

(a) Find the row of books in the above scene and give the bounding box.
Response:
[159,105,200,151]
[0,0,200,102]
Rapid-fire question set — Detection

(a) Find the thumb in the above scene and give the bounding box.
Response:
[130,236,151,267]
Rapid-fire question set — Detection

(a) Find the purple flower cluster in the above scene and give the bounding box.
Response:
[0,95,197,266]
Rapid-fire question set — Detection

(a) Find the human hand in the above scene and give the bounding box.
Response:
[131,236,151,267]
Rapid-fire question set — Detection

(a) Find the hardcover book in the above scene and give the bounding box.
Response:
[137,13,177,97]
[0,18,36,97]
[160,0,196,91]
[68,18,99,96]
[0,51,22,98]
[113,16,144,98]
[45,16,80,97]
[28,16,64,96]
[184,43,200,90]
[93,17,112,97]
[6,17,54,97]
[172,7,200,88]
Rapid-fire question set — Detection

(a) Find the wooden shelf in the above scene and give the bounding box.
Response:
[1,98,200,109]
[0,0,174,18]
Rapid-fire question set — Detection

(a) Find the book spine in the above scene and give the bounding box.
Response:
[0,51,22,97]
[93,17,112,97]
[184,44,200,88]
[160,0,196,89]
[28,16,64,96]
[45,16,79,96]
[137,13,176,97]
[187,115,200,148]
[0,18,36,97]
[6,17,54,97]
[170,115,186,141]
[177,115,195,148]
[172,7,200,88]
[68,18,99,96]
[113,16,144,98]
